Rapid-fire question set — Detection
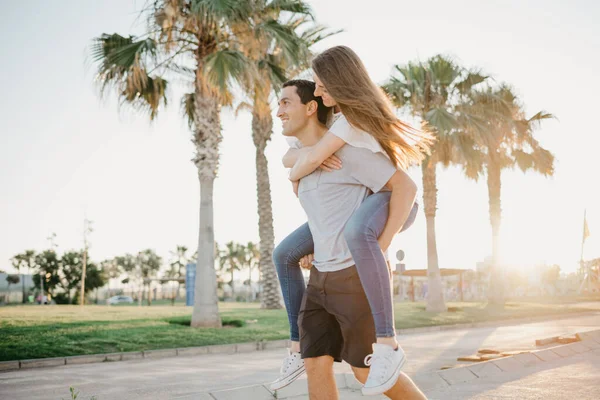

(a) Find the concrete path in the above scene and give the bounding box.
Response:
[424,349,600,399]
[1,313,598,399]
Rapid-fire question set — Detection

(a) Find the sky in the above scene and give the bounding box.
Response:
[1,0,599,279]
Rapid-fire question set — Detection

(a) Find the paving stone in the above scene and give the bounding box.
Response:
[0,361,19,371]
[467,361,502,378]
[272,377,308,398]
[211,384,275,400]
[567,342,592,354]
[344,372,363,390]
[121,351,143,361]
[576,331,597,342]
[438,366,477,385]
[104,353,122,362]
[236,342,259,353]
[335,372,348,389]
[143,349,177,359]
[169,393,214,400]
[513,352,544,367]
[177,346,209,357]
[534,349,561,362]
[20,357,65,369]
[411,372,449,391]
[579,339,600,350]
[65,354,107,365]
[492,356,523,372]
[261,339,290,350]
[551,345,576,358]
[207,344,237,354]
[589,330,600,342]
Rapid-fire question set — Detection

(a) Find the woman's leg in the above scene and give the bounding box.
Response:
[344,192,417,339]
[273,222,314,344]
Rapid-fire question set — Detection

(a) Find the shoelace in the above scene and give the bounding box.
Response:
[363,353,390,380]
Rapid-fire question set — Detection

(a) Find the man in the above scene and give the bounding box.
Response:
[275,80,427,400]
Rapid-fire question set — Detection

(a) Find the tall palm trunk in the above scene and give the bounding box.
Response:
[422,158,446,312]
[486,160,505,305]
[21,274,26,303]
[252,107,282,309]
[190,83,222,328]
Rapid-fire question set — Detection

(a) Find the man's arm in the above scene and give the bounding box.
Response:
[378,170,417,251]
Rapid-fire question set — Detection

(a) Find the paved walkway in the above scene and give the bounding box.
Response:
[1,313,599,399]
[424,350,600,399]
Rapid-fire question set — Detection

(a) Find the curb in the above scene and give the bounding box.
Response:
[1,310,596,373]
[0,340,290,373]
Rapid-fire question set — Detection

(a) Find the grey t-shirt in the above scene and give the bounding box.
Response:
[298,144,397,272]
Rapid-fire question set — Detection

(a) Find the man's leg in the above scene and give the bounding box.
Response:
[351,367,427,400]
[305,356,339,400]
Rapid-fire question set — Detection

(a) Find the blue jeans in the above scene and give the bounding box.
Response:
[273,191,418,341]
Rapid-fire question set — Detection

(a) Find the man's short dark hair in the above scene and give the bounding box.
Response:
[283,79,331,126]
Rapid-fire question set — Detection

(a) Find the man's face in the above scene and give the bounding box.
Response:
[277,86,312,137]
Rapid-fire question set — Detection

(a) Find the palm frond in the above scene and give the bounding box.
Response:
[202,49,253,95]
[267,0,313,18]
[425,107,457,133]
[455,71,487,94]
[181,92,195,129]
[190,0,252,20]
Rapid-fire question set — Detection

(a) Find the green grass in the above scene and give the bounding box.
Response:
[0,300,597,362]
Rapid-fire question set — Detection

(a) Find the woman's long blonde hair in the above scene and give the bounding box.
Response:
[312,46,433,169]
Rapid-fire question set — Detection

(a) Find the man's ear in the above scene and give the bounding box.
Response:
[306,100,318,117]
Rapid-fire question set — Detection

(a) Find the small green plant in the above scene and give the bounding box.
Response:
[62,386,97,400]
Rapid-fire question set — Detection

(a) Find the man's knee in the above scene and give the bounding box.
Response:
[305,355,335,375]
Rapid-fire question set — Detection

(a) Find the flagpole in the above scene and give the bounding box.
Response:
[580,209,586,274]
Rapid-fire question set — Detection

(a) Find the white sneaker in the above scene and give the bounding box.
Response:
[361,343,406,396]
[269,349,305,391]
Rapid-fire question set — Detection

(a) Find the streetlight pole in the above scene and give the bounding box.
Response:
[80,219,93,306]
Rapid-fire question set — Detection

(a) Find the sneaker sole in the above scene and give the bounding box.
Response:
[269,365,306,391]
[361,356,406,396]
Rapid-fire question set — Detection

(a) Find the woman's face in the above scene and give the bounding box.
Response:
[313,74,337,107]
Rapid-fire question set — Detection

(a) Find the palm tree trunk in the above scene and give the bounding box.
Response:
[231,267,235,300]
[21,274,26,303]
[252,109,282,310]
[422,159,446,312]
[486,161,505,305]
[190,86,222,328]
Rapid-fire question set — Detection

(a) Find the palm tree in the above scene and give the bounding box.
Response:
[384,55,489,312]
[233,2,336,309]
[91,0,266,327]
[461,85,555,304]
[100,259,122,298]
[219,241,243,300]
[168,245,189,301]
[11,250,36,303]
[237,241,260,301]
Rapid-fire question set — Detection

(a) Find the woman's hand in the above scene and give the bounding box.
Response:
[299,254,314,270]
[292,180,299,197]
[378,236,392,253]
[319,154,342,172]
